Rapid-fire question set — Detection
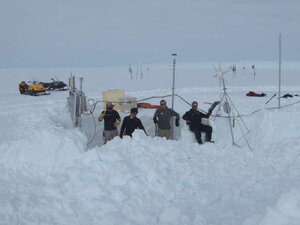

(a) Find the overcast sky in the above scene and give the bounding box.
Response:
[1,0,299,67]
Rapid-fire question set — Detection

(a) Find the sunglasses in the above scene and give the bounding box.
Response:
[160,103,166,105]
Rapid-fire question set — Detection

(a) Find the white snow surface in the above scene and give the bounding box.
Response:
[1,62,300,225]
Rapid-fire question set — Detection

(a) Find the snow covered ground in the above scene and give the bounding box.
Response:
[1,61,300,225]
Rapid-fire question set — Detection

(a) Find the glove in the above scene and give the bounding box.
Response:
[98,110,106,121]
[186,120,191,125]
[113,120,120,127]
[175,119,179,127]
[153,117,158,124]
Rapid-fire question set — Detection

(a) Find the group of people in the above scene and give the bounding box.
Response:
[98,99,219,144]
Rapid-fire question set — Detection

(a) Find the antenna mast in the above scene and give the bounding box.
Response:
[171,53,177,110]
[278,33,282,108]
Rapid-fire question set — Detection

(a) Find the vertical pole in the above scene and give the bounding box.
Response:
[221,75,235,145]
[171,53,177,140]
[78,76,84,127]
[171,53,177,110]
[79,76,83,92]
[278,33,282,109]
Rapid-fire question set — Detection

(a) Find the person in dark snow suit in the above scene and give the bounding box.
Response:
[183,101,219,144]
[120,108,147,138]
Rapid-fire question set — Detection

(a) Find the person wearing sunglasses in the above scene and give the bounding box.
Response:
[153,99,180,140]
[120,107,147,138]
[182,101,219,144]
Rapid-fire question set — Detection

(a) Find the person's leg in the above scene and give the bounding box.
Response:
[111,129,118,139]
[164,129,171,140]
[103,130,110,144]
[157,128,164,138]
[157,128,171,139]
[107,129,118,142]
[200,124,212,142]
[194,128,203,144]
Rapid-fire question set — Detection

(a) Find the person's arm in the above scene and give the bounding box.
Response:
[207,101,220,116]
[182,110,191,125]
[170,109,180,126]
[98,110,106,121]
[119,117,127,138]
[113,111,121,127]
[116,111,121,121]
[153,110,158,124]
[182,111,191,120]
[137,118,148,135]
[200,110,211,118]
[170,109,180,119]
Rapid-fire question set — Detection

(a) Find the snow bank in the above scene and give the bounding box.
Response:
[259,188,300,225]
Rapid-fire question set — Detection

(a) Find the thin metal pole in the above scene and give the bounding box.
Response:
[171,53,177,110]
[278,33,282,109]
[170,53,177,140]
[79,76,83,92]
[78,76,84,128]
[221,76,235,145]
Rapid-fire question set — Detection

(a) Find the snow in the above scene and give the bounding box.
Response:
[1,61,300,225]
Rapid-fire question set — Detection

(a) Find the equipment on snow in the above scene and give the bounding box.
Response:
[19,81,50,96]
[280,94,293,98]
[40,78,68,91]
[246,91,266,97]
[137,102,160,109]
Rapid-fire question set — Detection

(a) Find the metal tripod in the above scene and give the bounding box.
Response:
[214,65,252,150]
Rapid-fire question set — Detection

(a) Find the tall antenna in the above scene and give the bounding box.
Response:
[171,53,177,110]
[232,65,237,78]
[136,62,139,80]
[213,63,252,150]
[252,64,256,79]
[278,33,282,108]
[129,64,133,80]
[170,53,177,140]
[140,63,143,79]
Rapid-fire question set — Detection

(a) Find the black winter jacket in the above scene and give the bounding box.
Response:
[100,110,121,131]
[120,116,145,137]
[182,109,211,131]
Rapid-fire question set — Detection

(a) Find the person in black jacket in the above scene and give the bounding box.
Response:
[120,108,147,138]
[98,102,121,144]
[183,101,219,144]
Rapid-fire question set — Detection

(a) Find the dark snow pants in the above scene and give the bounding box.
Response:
[192,124,212,144]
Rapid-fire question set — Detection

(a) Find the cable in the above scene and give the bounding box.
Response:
[81,92,300,148]
[83,94,175,116]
